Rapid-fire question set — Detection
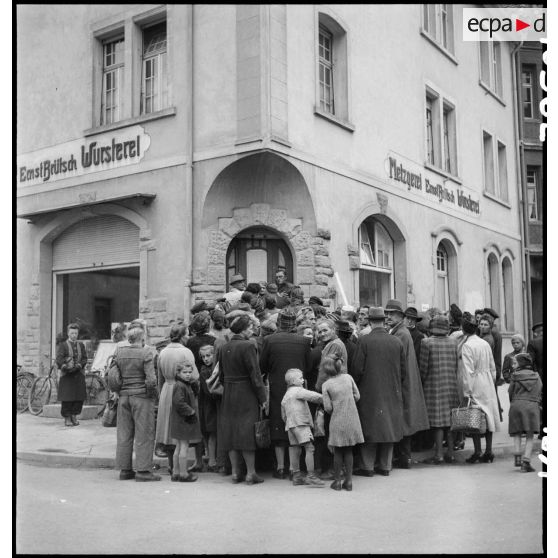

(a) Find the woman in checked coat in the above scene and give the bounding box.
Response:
[419,316,459,464]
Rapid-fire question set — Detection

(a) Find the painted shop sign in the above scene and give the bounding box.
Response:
[17,125,151,187]
[386,154,480,216]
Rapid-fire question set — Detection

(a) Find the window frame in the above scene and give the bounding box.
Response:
[421,4,455,56]
[526,166,540,221]
[479,40,504,101]
[140,20,168,116]
[482,129,510,205]
[318,24,335,115]
[521,65,536,120]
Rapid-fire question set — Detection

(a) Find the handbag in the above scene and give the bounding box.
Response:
[107,350,123,393]
[450,397,487,434]
[254,408,271,449]
[313,406,326,438]
[206,363,224,396]
[101,393,118,427]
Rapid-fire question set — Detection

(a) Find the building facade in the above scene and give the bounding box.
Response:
[17,5,527,373]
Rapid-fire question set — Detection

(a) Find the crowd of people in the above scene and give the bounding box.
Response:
[95,267,544,487]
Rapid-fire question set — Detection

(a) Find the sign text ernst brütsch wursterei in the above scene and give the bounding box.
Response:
[19,136,142,184]
[388,156,480,215]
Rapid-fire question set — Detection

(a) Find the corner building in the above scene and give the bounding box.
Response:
[17,5,526,373]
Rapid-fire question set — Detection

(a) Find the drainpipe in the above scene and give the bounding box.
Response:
[510,40,531,338]
[184,5,195,318]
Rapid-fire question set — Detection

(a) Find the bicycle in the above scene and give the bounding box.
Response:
[84,369,108,407]
[16,364,35,413]
[27,359,59,415]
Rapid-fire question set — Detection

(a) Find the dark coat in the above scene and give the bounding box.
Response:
[340,337,358,377]
[260,332,311,442]
[527,337,544,382]
[408,327,425,364]
[390,321,430,435]
[491,325,502,378]
[199,363,219,433]
[56,340,87,402]
[170,377,202,442]
[186,334,216,374]
[353,328,406,443]
[219,335,267,451]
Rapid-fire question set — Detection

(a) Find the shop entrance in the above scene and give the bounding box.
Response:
[226,227,293,288]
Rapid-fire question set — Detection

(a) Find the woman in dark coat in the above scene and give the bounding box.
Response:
[219,314,267,484]
[56,323,87,427]
[479,314,503,422]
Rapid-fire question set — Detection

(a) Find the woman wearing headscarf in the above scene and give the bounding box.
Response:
[502,333,526,384]
[219,314,267,484]
[459,312,500,464]
[478,313,503,422]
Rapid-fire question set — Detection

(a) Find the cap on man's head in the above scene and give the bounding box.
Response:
[368,306,386,321]
[404,307,422,322]
[230,273,245,285]
[385,299,405,314]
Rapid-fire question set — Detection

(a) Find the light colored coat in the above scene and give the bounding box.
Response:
[461,334,500,432]
[281,386,323,429]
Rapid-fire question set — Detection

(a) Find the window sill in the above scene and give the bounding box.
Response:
[314,107,355,132]
[84,107,177,136]
[359,264,392,274]
[528,219,543,225]
[420,29,458,65]
[478,81,506,107]
[424,162,463,184]
[483,191,511,209]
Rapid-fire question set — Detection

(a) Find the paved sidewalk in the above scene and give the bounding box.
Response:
[16,384,542,469]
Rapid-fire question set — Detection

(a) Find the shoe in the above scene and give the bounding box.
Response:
[453,441,465,451]
[179,473,198,482]
[320,470,336,480]
[64,417,73,427]
[288,471,294,481]
[206,465,219,473]
[219,466,232,476]
[443,454,456,464]
[330,479,342,491]
[466,452,482,464]
[245,473,264,485]
[119,470,136,480]
[272,468,286,480]
[342,480,353,491]
[154,445,168,458]
[375,469,390,476]
[70,415,80,426]
[353,469,374,477]
[171,474,180,482]
[480,452,495,463]
[292,471,305,486]
[231,474,245,484]
[422,456,444,465]
[514,454,522,467]
[187,464,203,473]
[135,471,162,482]
[521,459,535,473]
[394,458,411,469]
[305,472,325,487]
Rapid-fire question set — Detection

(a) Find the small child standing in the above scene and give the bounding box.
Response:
[171,362,202,482]
[321,356,364,491]
[508,352,543,473]
[281,369,325,487]
[198,344,219,472]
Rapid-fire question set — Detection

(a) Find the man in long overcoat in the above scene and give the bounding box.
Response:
[56,322,88,427]
[260,309,311,478]
[385,299,430,468]
[353,307,406,476]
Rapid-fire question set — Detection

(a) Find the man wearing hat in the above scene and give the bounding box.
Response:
[385,299,430,469]
[483,307,503,384]
[404,307,424,363]
[223,274,246,306]
[260,309,312,479]
[335,319,357,376]
[274,267,293,296]
[353,307,406,476]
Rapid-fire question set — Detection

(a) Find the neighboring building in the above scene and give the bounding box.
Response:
[17,5,526,373]
[516,41,544,329]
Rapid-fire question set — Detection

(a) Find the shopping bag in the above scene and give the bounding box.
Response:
[450,398,487,434]
[101,394,118,427]
[254,409,271,449]
[313,407,326,438]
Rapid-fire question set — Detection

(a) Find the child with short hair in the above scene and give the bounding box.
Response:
[198,344,219,472]
[508,352,543,472]
[171,362,202,482]
[281,368,325,487]
[321,356,364,491]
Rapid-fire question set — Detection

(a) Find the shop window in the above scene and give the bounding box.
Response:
[502,257,514,331]
[479,41,503,98]
[522,65,536,119]
[422,4,454,53]
[487,252,500,317]
[101,37,124,125]
[359,219,394,306]
[141,21,168,115]
[316,13,349,122]
[425,88,457,176]
[526,167,540,221]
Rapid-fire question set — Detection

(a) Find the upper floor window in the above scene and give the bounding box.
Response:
[526,167,540,221]
[483,130,508,203]
[422,4,454,53]
[521,65,536,119]
[425,87,457,176]
[318,26,334,114]
[141,21,168,115]
[101,37,124,125]
[480,41,503,98]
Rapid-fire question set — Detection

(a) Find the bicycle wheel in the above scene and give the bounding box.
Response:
[16,373,34,413]
[85,374,108,406]
[28,377,53,415]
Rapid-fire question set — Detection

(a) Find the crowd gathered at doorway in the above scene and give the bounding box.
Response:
[58,267,545,488]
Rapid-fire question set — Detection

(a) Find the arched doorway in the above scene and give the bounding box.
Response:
[226,226,293,287]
